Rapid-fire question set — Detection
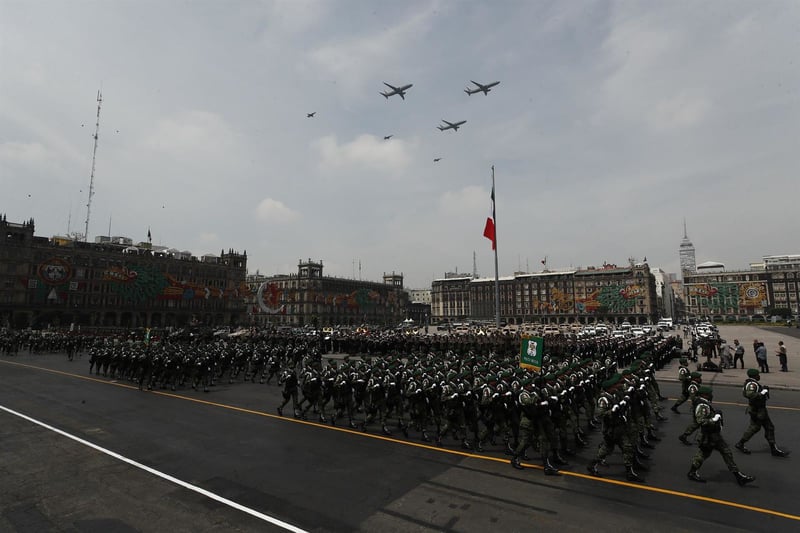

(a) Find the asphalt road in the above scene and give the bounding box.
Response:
[1,353,799,533]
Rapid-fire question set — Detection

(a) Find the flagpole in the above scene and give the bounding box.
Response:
[492,166,500,328]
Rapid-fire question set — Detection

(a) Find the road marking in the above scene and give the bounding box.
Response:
[0,402,309,533]
[664,395,800,412]
[3,359,800,522]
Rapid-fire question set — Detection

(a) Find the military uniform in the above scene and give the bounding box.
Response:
[735,369,788,457]
[671,358,691,413]
[687,386,754,485]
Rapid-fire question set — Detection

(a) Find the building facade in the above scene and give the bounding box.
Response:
[0,216,248,330]
[683,255,800,320]
[431,263,659,325]
[249,259,408,327]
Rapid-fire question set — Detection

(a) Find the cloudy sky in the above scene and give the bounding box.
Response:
[2,1,798,288]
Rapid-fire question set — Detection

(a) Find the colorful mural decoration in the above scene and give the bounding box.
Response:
[688,282,740,313]
[575,290,603,313]
[104,266,169,303]
[257,282,285,314]
[38,258,73,285]
[739,282,767,308]
[594,283,644,313]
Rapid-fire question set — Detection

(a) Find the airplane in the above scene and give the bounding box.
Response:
[433,158,442,162]
[383,135,393,140]
[380,82,413,100]
[464,80,500,96]
[307,112,316,118]
[437,119,466,132]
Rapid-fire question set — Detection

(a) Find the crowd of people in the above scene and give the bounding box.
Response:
[0,326,788,485]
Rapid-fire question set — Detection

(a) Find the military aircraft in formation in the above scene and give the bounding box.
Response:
[464,80,500,95]
[380,82,413,100]
[437,119,466,132]
[306,112,316,118]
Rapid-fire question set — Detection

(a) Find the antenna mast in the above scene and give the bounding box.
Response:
[83,89,102,242]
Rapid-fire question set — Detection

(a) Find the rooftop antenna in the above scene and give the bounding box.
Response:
[83,89,103,242]
[473,251,477,278]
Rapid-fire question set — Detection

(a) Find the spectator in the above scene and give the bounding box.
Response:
[775,341,788,372]
[732,339,745,369]
[755,341,769,373]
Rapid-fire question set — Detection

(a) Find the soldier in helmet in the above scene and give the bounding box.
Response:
[277,366,300,418]
[678,372,703,445]
[587,373,645,482]
[671,357,691,413]
[688,386,755,485]
[511,378,560,475]
[735,369,789,457]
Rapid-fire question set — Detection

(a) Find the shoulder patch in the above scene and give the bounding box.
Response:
[745,381,758,394]
[695,403,711,419]
[597,396,609,409]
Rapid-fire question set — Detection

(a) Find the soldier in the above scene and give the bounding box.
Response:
[277,367,300,418]
[677,372,703,445]
[671,357,691,413]
[687,386,754,485]
[735,369,789,457]
[511,378,560,475]
[587,373,645,482]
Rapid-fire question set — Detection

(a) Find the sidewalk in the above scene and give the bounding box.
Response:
[656,325,800,391]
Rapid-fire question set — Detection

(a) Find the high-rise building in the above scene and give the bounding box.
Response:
[679,219,697,277]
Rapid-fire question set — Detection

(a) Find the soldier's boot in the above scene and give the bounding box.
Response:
[599,458,609,467]
[587,460,601,477]
[319,415,328,423]
[647,428,661,441]
[421,430,431,442]
[655,412,669,422]
[505,441,516,456]
[475,440,484,453]
[348,419,357,429]
[735,441,751,455]
[687,469,706,483]
[543,457,560,476]
[510,456,524,470]
[382,424,392,436]
[734,471,755,486]
[552,452,570,467]
[670,404,680,413]
[277,406,283,416]
[770,443,789,457]
[633,457,649,472]
[640,435,655,449]
[678,434,692,446]
[589,417,600,430]
[575,432,588,448]
[461,439,472,450]
[400,423,409,438]
[625,465,645,483]
[435,433,444,447]
[635,446,650,460]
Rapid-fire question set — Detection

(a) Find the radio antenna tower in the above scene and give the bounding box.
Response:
[83,89,103,242]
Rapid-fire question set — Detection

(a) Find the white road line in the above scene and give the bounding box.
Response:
[0,404,308,533]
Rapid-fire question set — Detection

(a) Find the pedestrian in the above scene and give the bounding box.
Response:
[732,339,745,369]
[755,341,769,373]
[775,341,788,372]
[687,386,755,486]
[719,339,732,369]
[735,369,788,457]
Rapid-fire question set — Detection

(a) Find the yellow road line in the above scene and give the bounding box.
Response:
[664,396,800,412]
[3,359,800,522]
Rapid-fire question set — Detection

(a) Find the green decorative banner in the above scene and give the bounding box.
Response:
[520,336,543,371]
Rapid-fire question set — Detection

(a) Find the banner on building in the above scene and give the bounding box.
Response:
[520,336,543,371]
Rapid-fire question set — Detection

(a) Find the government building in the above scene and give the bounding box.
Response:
[0,216,248,330]
[246,259,408,328]
[431,262,659,326]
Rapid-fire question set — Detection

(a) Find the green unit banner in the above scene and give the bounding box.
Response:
[520,336,543,371]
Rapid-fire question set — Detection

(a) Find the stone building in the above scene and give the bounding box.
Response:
[250,259,408,328]
[0,216,248,330]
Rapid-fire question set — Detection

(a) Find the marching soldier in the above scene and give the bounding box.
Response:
[678,372,703,445]
[735,369,789,457]
[277,367,300,418]
[687,386,754,485]
[671,357,691,413]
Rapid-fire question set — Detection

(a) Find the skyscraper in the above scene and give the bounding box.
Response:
[679,219,697,277]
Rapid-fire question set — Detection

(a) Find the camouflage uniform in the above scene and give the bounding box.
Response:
[735,370,788,457]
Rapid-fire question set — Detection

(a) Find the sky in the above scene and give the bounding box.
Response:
[2,1,799,289]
